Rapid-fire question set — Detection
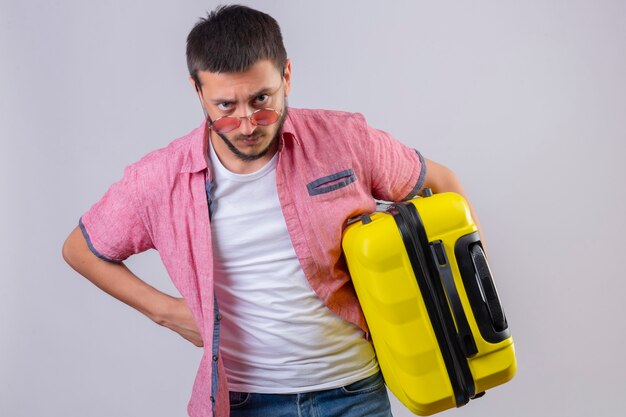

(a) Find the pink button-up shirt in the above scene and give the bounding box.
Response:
[80,108,425,416]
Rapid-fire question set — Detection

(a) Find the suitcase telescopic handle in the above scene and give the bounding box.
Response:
[430,241,479,358]
[392,203,475,404]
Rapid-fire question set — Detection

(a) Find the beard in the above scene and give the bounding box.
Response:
[216,103,289,162]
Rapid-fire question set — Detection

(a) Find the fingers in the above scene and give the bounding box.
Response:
[160,297,205,347]
[190,337,204,348]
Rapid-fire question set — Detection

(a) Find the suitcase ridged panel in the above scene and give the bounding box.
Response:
[344,210,455,415]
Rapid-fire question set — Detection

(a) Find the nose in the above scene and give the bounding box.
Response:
[238,115,257,136]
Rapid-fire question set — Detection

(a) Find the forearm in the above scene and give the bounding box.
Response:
[61,226,174,324]
[422,159,485,244]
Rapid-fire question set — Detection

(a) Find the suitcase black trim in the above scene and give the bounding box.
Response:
[429,240,479,358]
[390,202,476,407]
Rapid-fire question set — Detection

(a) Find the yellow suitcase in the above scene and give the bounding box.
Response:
[342,191,516,415]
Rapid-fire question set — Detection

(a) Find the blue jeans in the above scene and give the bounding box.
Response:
[228,371,393,417]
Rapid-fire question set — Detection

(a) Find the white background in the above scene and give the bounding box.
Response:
[1,1,625,416]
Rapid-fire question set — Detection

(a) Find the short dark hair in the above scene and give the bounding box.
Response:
[186,5,287,87]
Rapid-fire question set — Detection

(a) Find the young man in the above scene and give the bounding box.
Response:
[62,5,479,417]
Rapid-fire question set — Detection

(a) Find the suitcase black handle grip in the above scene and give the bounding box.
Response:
[469,244,507,332]
[455,233,511,343]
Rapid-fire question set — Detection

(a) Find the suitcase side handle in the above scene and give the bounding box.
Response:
[455,233,511,343]
[469,244,507,332]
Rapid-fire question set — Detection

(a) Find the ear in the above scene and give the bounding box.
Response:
[189,76,208,118]
[189,76,202,94]
[282,59,292,97]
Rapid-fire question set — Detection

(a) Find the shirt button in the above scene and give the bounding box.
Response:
[212,355,218,361]
[210,396,215,402]
[216,313,222,321]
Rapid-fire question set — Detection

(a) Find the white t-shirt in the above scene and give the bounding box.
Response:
[209,141,378,393]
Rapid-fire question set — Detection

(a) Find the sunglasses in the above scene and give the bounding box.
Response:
[208,107,282,133]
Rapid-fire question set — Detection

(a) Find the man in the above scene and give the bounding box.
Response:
[62,5,480,417]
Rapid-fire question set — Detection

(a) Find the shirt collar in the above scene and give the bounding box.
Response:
[278,110,300,150]
[180,120,210,174]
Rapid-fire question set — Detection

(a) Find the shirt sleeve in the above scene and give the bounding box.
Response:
[360,117,427,202]
[79,164,154,263]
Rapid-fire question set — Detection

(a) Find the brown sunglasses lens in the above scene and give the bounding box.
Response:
[212,118,241,133]
[251,109,280,126]
[211,109,280,133]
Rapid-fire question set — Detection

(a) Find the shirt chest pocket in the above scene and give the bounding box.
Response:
[306,168,357,200]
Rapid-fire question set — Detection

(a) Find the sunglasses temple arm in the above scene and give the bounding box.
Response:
[194,85,213,125]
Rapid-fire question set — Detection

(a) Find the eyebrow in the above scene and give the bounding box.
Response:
[210,86,274,104]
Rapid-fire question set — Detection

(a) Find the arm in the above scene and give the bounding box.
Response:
[61,226,203,347]
[421,158,486,244]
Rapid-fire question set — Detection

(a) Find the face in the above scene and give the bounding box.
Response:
[195,59,291,170]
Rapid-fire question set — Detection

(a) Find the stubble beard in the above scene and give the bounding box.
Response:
[216,104,289,162]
